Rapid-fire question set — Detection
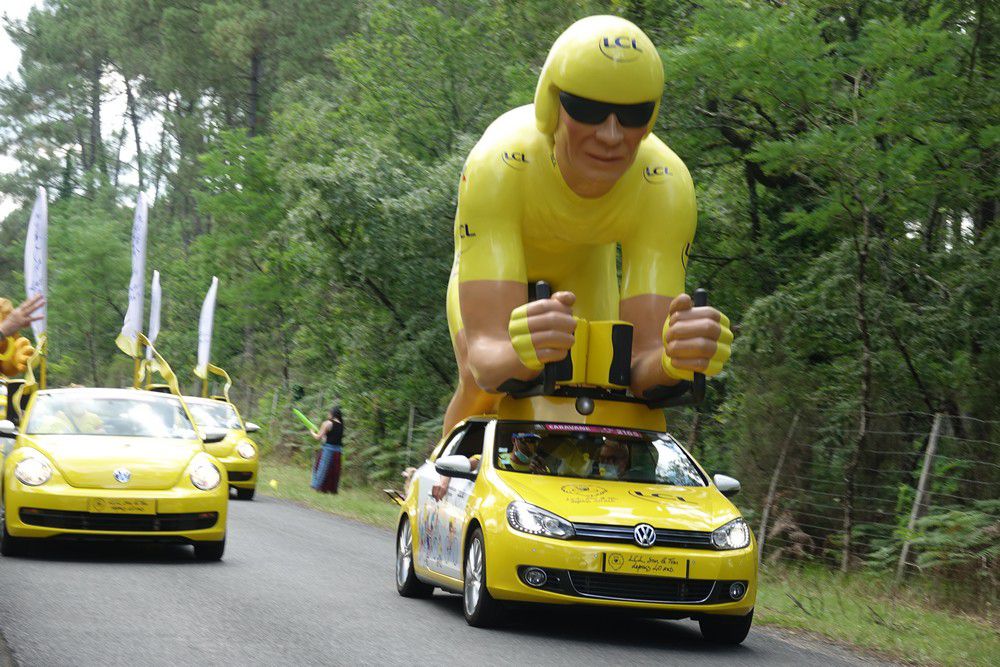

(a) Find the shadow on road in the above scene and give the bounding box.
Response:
[422,591,752,656]
[4,539,207,565]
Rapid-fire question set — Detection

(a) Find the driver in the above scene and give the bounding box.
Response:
[443,15,733,433]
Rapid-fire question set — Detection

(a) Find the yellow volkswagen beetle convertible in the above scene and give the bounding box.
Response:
[396,393,756,643]
[0,387,229,560]
[184,396,260,501]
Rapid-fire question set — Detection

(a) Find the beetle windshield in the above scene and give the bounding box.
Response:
[186,400,241,430]
[494,422,706,486]
[26,391,197,439]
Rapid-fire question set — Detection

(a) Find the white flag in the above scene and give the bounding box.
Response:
[194,276,218,379]
[24,186,47,341]
[145,270,161,360]
[116,194,148,357]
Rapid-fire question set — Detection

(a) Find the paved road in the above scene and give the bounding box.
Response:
[0,496,890,666]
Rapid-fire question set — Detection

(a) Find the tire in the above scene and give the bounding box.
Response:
[463,527,503,627]
[699,609,753,645]
[1,519,27,557]
[396,518,433,598]
[193,537,226,562]
[235,487,255,501]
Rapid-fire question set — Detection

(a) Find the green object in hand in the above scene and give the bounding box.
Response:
[292,408,317,432]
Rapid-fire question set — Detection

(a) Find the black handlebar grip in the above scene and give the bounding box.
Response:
[532,281,557,394]
[691,288,708,403]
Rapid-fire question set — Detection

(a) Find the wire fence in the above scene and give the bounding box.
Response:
[743,411,999,589]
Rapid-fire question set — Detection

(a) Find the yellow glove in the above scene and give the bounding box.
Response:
[661,294,733,381]
[0,336,35,376]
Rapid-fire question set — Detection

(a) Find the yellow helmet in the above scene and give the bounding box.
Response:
[534,15,664,137]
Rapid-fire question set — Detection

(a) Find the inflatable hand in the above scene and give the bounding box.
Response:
[0,335,35,377]
[661,294,733,381]
[507,292,577,372]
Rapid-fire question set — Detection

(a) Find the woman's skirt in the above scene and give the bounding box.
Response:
[311,444,342,493]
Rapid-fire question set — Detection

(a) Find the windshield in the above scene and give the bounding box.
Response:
[494,422,707,486]
[187,401,241,430]
[26,393,197,439]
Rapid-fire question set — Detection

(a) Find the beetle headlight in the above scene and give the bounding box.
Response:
[507,501,575,539]
[14,457,52,486]
[711,518,751,550]
[236,441,256,459]
[190,462,221,490]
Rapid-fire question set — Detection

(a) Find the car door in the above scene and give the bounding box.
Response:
[434,421,486,580]
[414,425,468,574]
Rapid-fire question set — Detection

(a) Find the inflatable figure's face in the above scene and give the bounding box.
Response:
[554,104,647,192]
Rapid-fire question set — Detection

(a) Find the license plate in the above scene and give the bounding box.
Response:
[604,552,682,577]
[88,497,155,514]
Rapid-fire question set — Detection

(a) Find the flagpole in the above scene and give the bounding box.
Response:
[39,356,46,389]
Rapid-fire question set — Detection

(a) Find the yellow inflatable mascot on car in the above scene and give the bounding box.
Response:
[444,15,733,433]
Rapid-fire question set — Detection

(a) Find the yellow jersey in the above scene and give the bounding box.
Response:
[447,104,696,338]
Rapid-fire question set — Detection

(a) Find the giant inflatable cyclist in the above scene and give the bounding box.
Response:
[443,15,733,436]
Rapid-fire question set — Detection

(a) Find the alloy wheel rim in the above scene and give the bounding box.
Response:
[464,538,483,615]
[397,522,412,587]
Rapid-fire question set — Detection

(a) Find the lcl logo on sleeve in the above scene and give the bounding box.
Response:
[501,151,529,170]
[599,36,642,62]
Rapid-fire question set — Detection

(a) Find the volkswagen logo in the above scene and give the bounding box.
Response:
[633,523,656,548]
[113,468,131,484]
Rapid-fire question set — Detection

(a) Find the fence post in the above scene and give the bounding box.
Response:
[405,405,415,467]
[895,412,942,583]
[758,412,800,567]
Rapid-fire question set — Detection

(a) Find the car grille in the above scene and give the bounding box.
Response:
[566,571,715,603]
[228,471,253,482]
[573,522,715,550]
[20,508,218,532]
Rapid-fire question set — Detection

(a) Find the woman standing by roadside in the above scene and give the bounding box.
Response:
[311,406,344,494]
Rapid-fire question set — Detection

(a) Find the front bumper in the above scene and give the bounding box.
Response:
[4,479,227,542]
[485,524,756,616]
[216,456,258,489]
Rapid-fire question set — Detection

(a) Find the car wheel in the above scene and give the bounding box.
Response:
[193,537,226,562]
[0,509,27,558]
[235,487,255,501]
[699,609,753,644]
[463,527,503,627]
[396,518,433,598]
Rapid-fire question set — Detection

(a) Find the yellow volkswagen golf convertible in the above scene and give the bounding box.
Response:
[185,396,260,501]
[0,387,229,560]
[396,393,756,643]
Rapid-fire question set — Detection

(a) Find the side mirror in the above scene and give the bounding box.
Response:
[0,419,17,437]
[435,455,477,481]
[244,422,261,433]
[200,428,229,444]
[713,474,741,498]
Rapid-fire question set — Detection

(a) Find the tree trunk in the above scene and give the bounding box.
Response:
[842,204,874,573]
[89,57,106,178]
[248,49,263,137]
[124,77,145,191]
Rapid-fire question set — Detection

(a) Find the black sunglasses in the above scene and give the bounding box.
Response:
[558,91,656,128]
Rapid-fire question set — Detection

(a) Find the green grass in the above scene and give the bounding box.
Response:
[756,565,998,666]
[258,459,400,529]
[259,459,998,665]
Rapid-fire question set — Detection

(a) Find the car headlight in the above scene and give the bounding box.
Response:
[711,518,751,550]
[236,441,256,459]
[14,457,52,486]
[190,462,221,491]
[506,501,575,539]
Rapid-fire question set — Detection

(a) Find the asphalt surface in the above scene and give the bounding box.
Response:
[0,496,891,666]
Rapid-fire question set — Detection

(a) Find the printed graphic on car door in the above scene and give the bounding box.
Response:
[415,422,486,580]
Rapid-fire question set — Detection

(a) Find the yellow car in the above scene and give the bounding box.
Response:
[0,387,229,560]
[184,396,260,501]
[396,394,756,643]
